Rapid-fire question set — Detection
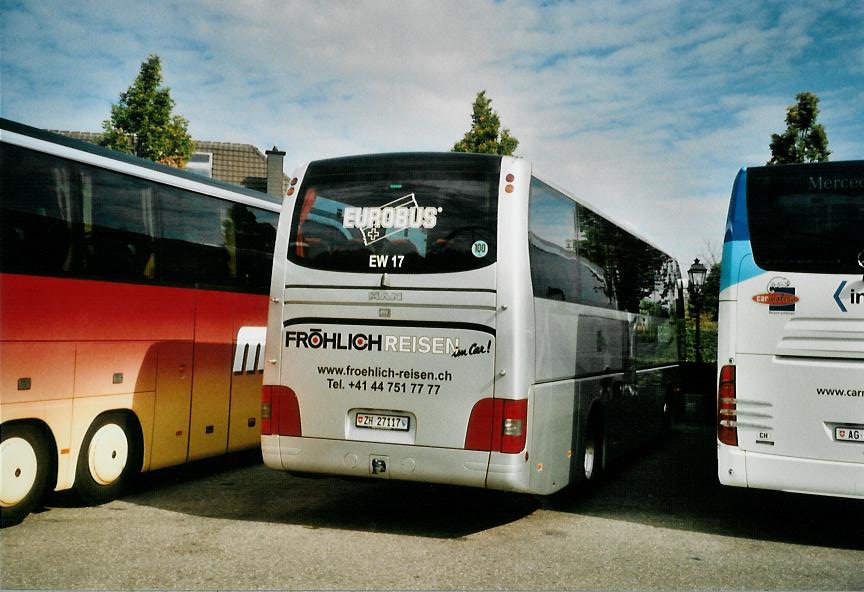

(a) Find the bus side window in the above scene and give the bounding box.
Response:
[158,186,233,290]
[81,167,156,283]
[0,144,75,277]
[528,178,579,303]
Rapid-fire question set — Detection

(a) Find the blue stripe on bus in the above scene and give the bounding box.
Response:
[720,239,764,292]
[723,169,749,244]
[719,169,765,292]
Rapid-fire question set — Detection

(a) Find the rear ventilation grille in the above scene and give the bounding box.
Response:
[776,317,864,359]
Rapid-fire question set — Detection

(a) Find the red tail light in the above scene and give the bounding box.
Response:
[465,398,499,451]
[261,385,302,437]
[717,365,737,446]
[465,398,528,454]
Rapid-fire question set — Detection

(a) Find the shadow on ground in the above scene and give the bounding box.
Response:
[543,424,864,551]
[42,422,863,547]
[84,449,539,539]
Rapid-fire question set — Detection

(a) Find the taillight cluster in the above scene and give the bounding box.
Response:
[261,385,302,437]
[465,398,528,454]
[717,365,737,446]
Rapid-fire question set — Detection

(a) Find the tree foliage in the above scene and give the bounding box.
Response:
[452,91,519,156]
[768,91,830,165]
[101,54,194,168]
[688,261,720,322]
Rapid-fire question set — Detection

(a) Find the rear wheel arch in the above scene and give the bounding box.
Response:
[74,410,144,505]
[0,419,57,527]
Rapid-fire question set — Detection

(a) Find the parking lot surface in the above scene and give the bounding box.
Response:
[1,423,862,590]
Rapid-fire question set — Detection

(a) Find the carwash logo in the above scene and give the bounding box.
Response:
[342,193,441,246]
[285,329,460,355]
[752,277,798,312]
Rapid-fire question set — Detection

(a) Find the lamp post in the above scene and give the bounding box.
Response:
[688,258,708,365]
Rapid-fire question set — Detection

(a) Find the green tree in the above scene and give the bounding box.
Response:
[452,90,519,156]
[101,54,194,167]
[768,91,830,165]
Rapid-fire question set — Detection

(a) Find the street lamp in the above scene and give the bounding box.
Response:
[688,258,708,365]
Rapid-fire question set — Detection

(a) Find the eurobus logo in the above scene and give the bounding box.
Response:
[752,292,799,306]
[342,193,441,246]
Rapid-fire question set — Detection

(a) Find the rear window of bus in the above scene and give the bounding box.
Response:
[747,162,864,274]
[287,153,500,274]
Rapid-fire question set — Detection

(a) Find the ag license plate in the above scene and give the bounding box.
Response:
[355,413,410,431]
[835,426,863,442]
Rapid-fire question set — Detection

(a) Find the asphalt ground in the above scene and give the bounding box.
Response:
[1,421,862,590]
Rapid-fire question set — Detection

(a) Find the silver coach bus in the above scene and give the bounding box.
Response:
[261,153,682,494]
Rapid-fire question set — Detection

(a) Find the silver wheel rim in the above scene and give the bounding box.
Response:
[1,437,38,507]
[583,435,596,480]
[87,423,129,486]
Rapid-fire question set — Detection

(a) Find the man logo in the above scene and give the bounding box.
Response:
[233,326,266,373]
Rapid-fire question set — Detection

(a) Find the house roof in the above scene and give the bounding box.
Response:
[194,141,286,195]
[51,130,288,197]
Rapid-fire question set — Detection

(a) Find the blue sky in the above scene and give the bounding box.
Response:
[2,0,862,268]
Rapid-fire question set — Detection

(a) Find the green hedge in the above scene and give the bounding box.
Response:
[684,317,717,363]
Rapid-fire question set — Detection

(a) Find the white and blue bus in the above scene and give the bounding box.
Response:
[262,153,682,494]
[717,160,864,499]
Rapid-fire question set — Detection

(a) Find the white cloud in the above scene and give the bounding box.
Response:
[2,0,862,267]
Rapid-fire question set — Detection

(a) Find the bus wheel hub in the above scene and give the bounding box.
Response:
[0,437,38,506]
[88,424,129,485]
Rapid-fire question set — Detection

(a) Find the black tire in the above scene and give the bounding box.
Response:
[581,418,603,483]
[1,423,51,528]
[75,413,141,505]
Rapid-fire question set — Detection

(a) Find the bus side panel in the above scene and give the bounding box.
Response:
[528,382,575,494]
[73,342,157,397]
[577,314,629,462]
[149,341,194,469]
[0,275,194,343]
[0,342,76,406]
[188,292,234,461]
[227,293,268,452]
[530,297,579,494]
[68,340,160,477]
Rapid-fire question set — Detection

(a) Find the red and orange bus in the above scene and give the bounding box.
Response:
[1,119,280,526]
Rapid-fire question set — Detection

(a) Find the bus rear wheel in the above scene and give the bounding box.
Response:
[1,423,51,528]
[581,419,603,483]
[75,413,141,505]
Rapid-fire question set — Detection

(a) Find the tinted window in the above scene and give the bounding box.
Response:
[160,187,276,291]
[1,143,76,276]
[747,161,864,274]
[0,142,276,293]
[529,176,676,315]
[288,154,499,274]
[528,177,619,309]
[83,166,157,282]
[528,180,578,302]
[635,258,680,369]
[574,207,618,309]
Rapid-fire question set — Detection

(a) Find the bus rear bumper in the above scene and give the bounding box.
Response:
[718,443,864,499]
[262,434,502,489]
